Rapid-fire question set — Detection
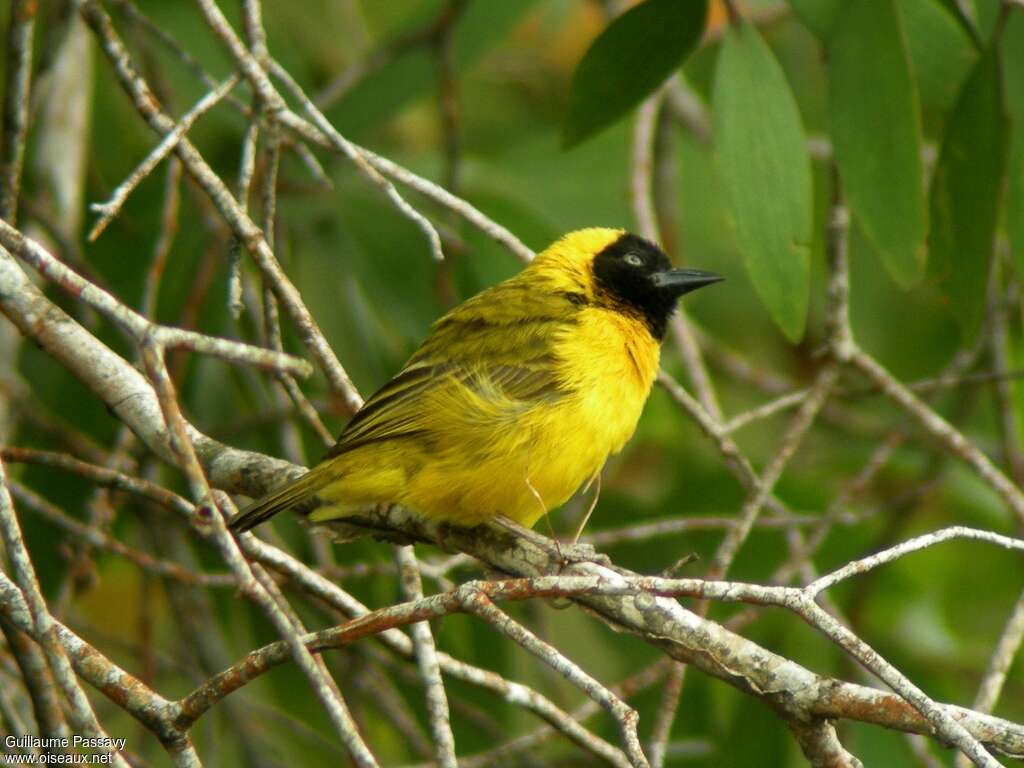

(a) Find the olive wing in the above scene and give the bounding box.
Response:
[323,282,580,460]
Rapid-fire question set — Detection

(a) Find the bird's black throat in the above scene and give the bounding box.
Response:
[592,234,682,340]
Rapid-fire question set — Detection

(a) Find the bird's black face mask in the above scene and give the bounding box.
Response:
[592,233,722,339]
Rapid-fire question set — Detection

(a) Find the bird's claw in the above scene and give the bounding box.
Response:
[552,540,611,570]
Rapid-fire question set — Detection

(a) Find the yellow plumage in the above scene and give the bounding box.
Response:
[230,228,721,533]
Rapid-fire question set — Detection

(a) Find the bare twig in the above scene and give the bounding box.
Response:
[0,220,313,377]
[805,527,1024,597]
[709,364,838,578]
[0,0,69,748]
[631,82,721,426]
[138,323,379,764]
[0,567,201,765]
[0,461,130,767]
[185,515,1024,761]
[193,535,634,767]
[849,349,1024,523]
[5,477,233,588]
[395,545,457,768]
[191,0,443,262]
[77,0,363,411]
[88,74,239,241]
[787,719,864,768]
[228,121,259,320]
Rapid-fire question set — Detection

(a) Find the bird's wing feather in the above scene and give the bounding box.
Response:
[230,280,583,532]
[323,280,580,460]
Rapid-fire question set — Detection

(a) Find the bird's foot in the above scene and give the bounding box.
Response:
[551,539,612,570]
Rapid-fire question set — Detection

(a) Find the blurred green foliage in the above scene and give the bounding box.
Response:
[4,1,1024,766]
[829,0,927,286]
[562,0,706,147]
[712,18,812,342]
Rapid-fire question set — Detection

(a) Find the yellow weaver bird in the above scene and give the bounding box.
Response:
[230,228,721,534]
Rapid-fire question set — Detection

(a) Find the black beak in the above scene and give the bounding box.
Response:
[651,268,724,296]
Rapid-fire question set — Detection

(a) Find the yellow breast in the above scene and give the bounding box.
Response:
[351,308,661,529]
[558,306,661,451]
[492,307,660,527]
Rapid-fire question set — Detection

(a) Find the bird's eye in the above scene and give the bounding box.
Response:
[624,253,644,267]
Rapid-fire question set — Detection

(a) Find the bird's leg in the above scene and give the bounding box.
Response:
[523,472,609,570]
[524,472,564,562]
[570,471,601,544]
[554,539,610,568]
[553,472,610,568]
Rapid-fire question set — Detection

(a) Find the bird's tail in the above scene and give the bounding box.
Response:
[229,469,329,533]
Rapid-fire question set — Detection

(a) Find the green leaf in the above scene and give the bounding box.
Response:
[928,45,1009,336]
[562,0,707,148]
[713,22,812,342]
[791,0,979,114]
[933,0,982,47]
[1005,14,1024,127]
[787,0,842,40]
[1005,139,1024,273]
[1004,14,1024,273]
[899,0,979,111]
[830,0,927,286]
[330,0,539,137]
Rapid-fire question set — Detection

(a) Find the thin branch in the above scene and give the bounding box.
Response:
[787,719,863,768]
[88,74,239,241]
[254,123,335,448]
[192,0,443,262]
[395,545,457,768]
[355,143,535,263]
[469,594,649,768]
[138,325,379,764]
[849,348,1024,523]
[313,0,466,110]
[178,530,1024,760]
[0,568,201,765]
[0,233,299,499]
[0,1,69,747]
[0,220,313,378]
[302,510,1024,759]
[76,0,363,411]
[5,478,234,588]
[454,661,670,768]
[956,583,1024,767]
[199,535,634,768]
[630,89,662,247]
[708,364,838,578]
[0,615,69,744]
[631,81,721,426]
[975,585,1024,713]
[0,461,130,767]
[721,389,811,434]
[805,527,1024,597]
[227,121,258,320]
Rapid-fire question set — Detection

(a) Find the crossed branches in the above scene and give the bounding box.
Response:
[0,2,1022,767]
